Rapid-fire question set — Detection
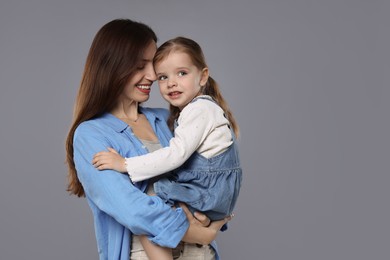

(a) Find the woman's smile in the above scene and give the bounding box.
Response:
[136,84,151,94]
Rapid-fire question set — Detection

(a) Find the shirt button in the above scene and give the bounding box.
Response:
[142,146,146,149]
[131,133,135,136]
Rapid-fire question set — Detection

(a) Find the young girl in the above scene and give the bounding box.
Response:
[93,37,242,260]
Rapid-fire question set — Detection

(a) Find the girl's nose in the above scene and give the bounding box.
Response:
[167,78,177,88]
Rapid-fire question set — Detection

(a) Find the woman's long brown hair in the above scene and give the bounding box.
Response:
[65,19,157,197]
[153,37,239,137]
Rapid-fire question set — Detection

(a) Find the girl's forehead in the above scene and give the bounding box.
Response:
[157,51,192,65]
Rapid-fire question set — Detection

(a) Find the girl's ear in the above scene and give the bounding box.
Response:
[200,67,209,86]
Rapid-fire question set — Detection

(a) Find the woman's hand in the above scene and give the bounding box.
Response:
[92,147,127,173]
[193,211,211,227]
[180,203,233,245]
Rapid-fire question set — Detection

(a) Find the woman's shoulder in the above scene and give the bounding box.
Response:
[74,119,106,140]
[75,113,126,137]
[76,119,101,132]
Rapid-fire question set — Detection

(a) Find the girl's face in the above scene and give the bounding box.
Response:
[155,51,209,110]
[119,41,157,104]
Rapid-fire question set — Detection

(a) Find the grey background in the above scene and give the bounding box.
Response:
[0,0,389,259]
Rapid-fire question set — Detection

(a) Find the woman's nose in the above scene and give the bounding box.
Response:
[145,65,157,81]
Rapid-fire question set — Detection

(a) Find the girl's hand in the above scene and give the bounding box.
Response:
[92,148,127,173]
[180,203,233,245]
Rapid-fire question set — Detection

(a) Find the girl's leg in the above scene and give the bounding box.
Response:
[139,235,173,260]
[175,243,216,260]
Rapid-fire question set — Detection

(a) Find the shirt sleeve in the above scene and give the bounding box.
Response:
[73,123,189,248]
[126,101,215,182]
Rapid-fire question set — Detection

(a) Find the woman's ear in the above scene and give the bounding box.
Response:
[200,67,209,86]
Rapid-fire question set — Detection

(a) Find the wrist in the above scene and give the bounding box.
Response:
[122,158,128,173]
[182,225,215,245]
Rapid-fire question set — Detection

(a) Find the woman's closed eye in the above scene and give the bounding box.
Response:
[136,63,146,70]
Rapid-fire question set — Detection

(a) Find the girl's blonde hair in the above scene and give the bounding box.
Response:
[153,37,239,137]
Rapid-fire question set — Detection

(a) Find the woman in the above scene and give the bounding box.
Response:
[65,19,229,260]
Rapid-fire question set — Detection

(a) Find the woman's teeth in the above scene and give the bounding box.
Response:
[137,85,150,90]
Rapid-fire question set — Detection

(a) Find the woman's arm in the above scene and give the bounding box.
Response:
[180,203,232,245]
[73,124,188,248]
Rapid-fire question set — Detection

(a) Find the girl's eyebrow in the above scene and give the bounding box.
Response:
[176,66,189,70]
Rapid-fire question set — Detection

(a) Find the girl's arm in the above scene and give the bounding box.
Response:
[125,102,215,182]
[92,147,127,173]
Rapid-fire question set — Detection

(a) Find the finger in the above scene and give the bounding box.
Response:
[92,155,102,163]
[208,213,234,231]
[208,218,227,231]
[98,151,111,156]
[194,211,211,227]
[93,161,102,168]
[93,158,110,167]
[92,154,103,162]
[107,147,119,154]
[94,152,104,157]
[97,164,109,170]
[93,153,106,162]
[178,203,194,221]
[92,158,100,166]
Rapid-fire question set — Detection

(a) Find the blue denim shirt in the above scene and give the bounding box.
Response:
[73,107,219,260]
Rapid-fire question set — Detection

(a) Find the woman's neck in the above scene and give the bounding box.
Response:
[110,100,140,121]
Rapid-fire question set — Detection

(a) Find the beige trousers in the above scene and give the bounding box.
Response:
[130,235,216,260]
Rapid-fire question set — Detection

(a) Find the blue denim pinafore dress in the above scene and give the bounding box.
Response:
[154,97,242,220]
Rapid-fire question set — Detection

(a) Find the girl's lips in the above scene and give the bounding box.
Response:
[168,91,181,98]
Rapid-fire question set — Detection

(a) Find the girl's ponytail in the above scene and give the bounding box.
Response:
[204,76,239,137]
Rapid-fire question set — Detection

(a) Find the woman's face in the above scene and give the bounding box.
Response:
[120,41,157,103]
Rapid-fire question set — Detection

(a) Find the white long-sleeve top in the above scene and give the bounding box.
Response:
[126,96,233,182]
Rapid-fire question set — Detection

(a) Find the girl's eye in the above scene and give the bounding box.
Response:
[158,75,167,81]
[178,71,187,77]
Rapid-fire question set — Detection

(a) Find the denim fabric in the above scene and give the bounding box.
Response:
[73,108,220,260]
[154,138,242,220]
[154,97,242,221]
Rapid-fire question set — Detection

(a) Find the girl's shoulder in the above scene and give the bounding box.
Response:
[180,98,225,124]
[186,96,222,113]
